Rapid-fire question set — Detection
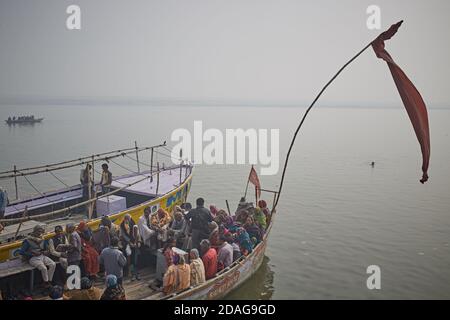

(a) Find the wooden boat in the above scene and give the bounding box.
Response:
[0,144,277,300]
[0,144,193,262]
[5,118,44,125]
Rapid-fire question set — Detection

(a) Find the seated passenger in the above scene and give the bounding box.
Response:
[208,221,220,247]
[244,216,264,244]
[175,255,190,292]
[64,277,102,300]
[200,239,217,280]
[235,227,253,256]
[217,235,233,271]
[254,207,267,230]
[19,225,56,288]
[189,249,205,286]
[151,208,172,246]
[168,208,187,248]
[101,274,126,300]
[258,200,271,225]
[162,255,178,295]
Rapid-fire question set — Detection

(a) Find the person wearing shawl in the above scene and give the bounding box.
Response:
[66,223,82,270]
[176,255,191,292]
[19,224,56,288]
[128,224,141,280]
[47,225,68,270]
[162,237,176,268]
[77,221,100,279]
[151,208,172,247]
[138,207,156,248]
[162,254,178,295]
[244,216,263,244]
[214,209,233,228]
[119,214,136,277]
[100,274,126,300]
[217,235,233,271]
[200,239,217,280]
[208,221,220,247]
[168,208,187,248]
[64,277,102,300]
[100,215,119,239]
[258,200,271,225]
[209,205,219,218]
[254,207,267,230]
[189,248,205,286]
[235,227,253,256]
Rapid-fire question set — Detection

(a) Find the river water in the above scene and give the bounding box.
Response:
[0,104,449,299]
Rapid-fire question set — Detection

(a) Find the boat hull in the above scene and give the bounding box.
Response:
[0,172,193,262]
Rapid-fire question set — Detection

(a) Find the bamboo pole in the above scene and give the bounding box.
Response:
[135,141,140,173]
[13,165,18,200]
[273,41,373,210]
[225,200,231,215]
[156,162,160,196]
[150,147,154,183]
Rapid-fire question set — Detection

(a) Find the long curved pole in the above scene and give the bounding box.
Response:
[273,41,373,210]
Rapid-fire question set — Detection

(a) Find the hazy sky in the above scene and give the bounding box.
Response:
[0,0,449,107]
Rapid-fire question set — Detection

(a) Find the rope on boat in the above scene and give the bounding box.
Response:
[0,142,167,179]
[48,171,70,188]
[19,171,54,205]
[0,164,190,224]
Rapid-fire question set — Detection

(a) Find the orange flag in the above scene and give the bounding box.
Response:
[248,166,261,198]
[372,21,430,183]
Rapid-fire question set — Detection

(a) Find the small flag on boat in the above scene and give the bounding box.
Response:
[248,166,261,198]
[371,21,430,183]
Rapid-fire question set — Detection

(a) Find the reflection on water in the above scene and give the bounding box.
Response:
[225,256,275,300]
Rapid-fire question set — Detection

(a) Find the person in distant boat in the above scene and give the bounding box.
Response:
[100,163,112,194]
[101,274,126,300]
[19,225,56,288]
[189,248,205,287]
[138,207,156,248]
[99,236,127,285]
[184,198,213,250]
[200,239,217,280]
[371,161,375,167]
[0,186,9,220]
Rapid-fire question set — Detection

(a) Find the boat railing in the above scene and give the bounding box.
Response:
[0,162,193,224]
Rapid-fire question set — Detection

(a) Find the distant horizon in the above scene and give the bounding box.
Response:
[0,95,448,110]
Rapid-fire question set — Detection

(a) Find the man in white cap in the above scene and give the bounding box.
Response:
[19,224,56,288]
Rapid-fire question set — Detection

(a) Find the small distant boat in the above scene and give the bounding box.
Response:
[5,117,44,125]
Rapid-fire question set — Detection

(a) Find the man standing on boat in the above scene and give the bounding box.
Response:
[184,198,213,250]
[100,163,112,195]
[80,164,92,201]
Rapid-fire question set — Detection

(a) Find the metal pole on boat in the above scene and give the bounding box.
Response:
[135,141,140,173]
[150,147,154,183]
[156,162,160,196]
[13,165,18,200]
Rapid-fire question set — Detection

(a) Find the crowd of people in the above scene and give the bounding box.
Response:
[7,115,36,122]
[3,195,271,300]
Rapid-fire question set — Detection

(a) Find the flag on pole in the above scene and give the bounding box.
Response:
[248,166,261,199]
[372,21,430,183]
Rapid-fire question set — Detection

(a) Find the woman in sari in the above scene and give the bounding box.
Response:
[162,254,178,295]
[235,227,253,256]
[77,221,100,279]
[208,221,220,248]
[176,255,191,292]
[243,216,264,244]
[189,248,205,286]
